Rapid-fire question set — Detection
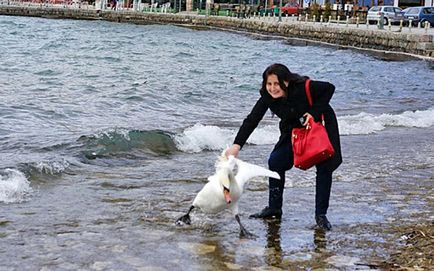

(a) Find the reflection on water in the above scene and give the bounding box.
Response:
[263,220,331,268]
[264,219,283,267]
[0,15,433,270]
[313,228,328,253]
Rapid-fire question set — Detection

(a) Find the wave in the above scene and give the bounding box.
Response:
[34,108,433,161]
[33,69,63,76]
[0,169,33,204]
[173,52,195,58]
[173,124,234,153]
[22,159,70,181]
[339,107,434,135]
[173,123,277,153]
[77,129,178,159]
[174,108,434,152]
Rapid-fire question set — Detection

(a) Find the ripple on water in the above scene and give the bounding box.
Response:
[33,69,63,76]
[1,16,434,270]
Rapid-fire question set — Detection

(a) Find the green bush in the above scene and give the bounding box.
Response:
[309,3,320,21]
[323,2,332,21]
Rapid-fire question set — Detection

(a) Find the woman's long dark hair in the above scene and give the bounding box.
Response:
[260,63,307,96]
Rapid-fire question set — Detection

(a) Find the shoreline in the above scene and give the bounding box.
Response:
[188,24,433,61]
[0,8,433,270]
[1,5,434,60]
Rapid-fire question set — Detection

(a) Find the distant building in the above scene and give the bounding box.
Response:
[273,0,427,8]
[185,0,431,13]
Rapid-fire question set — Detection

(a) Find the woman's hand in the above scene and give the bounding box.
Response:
[302,113,313,126]
[225,144,241,158]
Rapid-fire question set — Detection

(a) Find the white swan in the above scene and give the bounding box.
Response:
[176,153,280,237]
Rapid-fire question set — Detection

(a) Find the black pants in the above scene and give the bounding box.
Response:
[267,139,334,216]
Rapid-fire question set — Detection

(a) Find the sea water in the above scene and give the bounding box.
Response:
[0,15,433,270]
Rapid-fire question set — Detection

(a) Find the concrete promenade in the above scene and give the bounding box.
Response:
[1,4,433,60]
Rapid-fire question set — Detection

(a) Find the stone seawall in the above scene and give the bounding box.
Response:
[1,6,433,59]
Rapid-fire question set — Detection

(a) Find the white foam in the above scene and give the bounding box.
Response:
[247,125,279,145]
[173,123,280,153]
[97,128,131,140]
[339,107,434,135]
[33,159,70,175]
[0,169,33,203]
[173,124,234,153]
[174,107,434,152]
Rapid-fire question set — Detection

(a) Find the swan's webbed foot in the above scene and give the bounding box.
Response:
[176,206,194,226]
[235,214,256,239]
[176,214,191,225]
[239,227,256,239]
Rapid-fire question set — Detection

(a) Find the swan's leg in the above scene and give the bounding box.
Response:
[235,214,255,238]
[176,206,194,225]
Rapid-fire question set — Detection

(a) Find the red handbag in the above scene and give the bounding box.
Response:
[291,80,335,170]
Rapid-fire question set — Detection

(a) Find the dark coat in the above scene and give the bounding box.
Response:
[233,79,342,171]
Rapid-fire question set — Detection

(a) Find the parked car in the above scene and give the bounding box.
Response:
[281,3,300,16]
[367,6,404,25]
[402,6,434,27]
[399,7,411,25]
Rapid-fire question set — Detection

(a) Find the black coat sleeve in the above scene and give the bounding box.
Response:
[306,80,335,121]
[233,97,268,149]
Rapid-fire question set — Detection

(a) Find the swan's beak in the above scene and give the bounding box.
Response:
[223,187,231,204]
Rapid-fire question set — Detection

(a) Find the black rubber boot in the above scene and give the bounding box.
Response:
[249,206,282,219]
[315,214,332,231]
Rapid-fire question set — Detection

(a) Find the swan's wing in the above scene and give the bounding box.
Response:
[235,158,280,188]
[215,154,236,172]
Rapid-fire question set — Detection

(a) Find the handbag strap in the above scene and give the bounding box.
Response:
[305,79,313,106]
[305,79,325,123]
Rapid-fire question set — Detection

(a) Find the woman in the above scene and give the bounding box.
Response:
[225,63,342,231]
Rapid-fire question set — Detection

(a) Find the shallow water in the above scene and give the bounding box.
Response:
[0,15,433,270]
